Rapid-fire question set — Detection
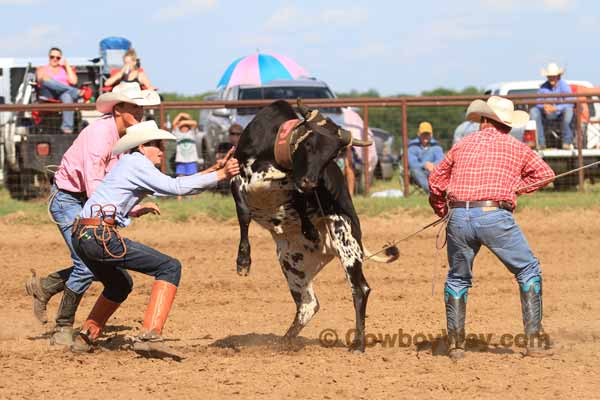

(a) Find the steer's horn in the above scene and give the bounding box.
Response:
[296,98,310,118]
[352,139,373,147]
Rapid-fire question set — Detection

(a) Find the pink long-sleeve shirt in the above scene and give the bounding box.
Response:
[54,115,121,197]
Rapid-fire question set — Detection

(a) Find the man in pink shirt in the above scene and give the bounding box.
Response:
[25,82,160,346]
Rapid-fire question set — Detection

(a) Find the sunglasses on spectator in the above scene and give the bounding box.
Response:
[49,55,62,60]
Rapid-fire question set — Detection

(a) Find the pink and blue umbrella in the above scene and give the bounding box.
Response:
[217,52,309,88]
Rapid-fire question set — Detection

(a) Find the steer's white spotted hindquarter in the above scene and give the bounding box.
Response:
[238,158,366,339]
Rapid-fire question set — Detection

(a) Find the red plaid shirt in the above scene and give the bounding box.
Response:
[428,127,555,217]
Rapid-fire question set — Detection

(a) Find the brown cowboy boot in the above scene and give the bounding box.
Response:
[133,280,177,353]
[25,268,71,324]
[50,287,83,346]
[71,294,120,353]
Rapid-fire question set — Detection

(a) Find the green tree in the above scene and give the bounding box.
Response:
[160,91,216,123]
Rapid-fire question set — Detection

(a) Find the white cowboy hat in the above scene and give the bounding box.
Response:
[96,82,160,114]
[466,96,529,129]
[112,120,175,155]
[540,62,564,77]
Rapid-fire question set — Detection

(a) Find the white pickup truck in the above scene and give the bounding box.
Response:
[0,57,104,198]
[484,80,600,189]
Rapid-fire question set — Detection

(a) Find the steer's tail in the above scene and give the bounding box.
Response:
[363,244,399,263]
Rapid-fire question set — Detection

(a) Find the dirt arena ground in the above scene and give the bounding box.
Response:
[1,208,599,399]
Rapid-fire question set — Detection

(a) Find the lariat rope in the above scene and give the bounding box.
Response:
[77,204,127,259]
[365,159,600,262]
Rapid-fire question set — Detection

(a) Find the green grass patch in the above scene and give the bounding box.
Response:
[0,189,48,224]
[3,181,600,225]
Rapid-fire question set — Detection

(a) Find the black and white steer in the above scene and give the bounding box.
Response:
[231,100,398,352]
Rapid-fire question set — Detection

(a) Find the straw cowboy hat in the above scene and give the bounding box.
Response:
[540,62,564,77]
[417,121,433,135]
[466,96,529,129]
[96,82,160,114]
[112,120,175,155]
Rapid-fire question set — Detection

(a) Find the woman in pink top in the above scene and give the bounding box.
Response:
[36,47,80,133]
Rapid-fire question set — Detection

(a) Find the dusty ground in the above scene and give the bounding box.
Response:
[1,209,599,399]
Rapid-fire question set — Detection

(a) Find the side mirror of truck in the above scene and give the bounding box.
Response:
[213,107,231,118]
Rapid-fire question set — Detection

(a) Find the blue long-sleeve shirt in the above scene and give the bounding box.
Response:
[536,79,573,112]
[407,137,444,169]
[80,152,218,227]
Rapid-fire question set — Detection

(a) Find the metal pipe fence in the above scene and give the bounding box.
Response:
[2,92,600,199]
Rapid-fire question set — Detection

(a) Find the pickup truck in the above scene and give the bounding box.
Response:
[200,78,344,166]
[484,80,600,189]
[0,57,104,199]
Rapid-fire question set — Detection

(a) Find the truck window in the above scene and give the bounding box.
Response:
[238,86,338,115]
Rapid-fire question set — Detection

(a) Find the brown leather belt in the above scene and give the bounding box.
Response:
[449,200,513,212]
[58,188,87,201]
[73,217,116,231]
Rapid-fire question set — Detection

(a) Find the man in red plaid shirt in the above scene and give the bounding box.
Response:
[428,96,555,359]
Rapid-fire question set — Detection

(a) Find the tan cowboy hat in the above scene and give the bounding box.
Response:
[466,96,529,129]
[540,62,564,77]
[96,82,160,114]
[112,120,175,155]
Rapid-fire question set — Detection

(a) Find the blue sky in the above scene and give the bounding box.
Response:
[1,0,598,95]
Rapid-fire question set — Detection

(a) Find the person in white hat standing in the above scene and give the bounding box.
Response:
[25,82,160,346]
[529,62,574,149]
[428,96,555,359]
[68,121,239,353]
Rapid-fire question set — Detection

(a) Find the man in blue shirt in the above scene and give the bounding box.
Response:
[529,62,574,149]
[407,121,444,193]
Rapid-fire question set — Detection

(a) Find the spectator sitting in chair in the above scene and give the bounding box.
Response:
[529,62,574,150]
[104,48,155,91]
[36,47,81,134]
[408,121,444,194]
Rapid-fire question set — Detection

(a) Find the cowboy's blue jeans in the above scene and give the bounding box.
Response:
[445,207,541,296]
[48,184,95,294]
[72,226,181,303]
[529,106,574,147]
[410,167,430,194]
[39,78,78,131]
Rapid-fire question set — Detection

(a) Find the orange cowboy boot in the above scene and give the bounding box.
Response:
[71,294,120,353]
[133,280,177,352]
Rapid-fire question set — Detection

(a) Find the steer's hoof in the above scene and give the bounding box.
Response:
[237,264,251,276]
[348,340,365,354]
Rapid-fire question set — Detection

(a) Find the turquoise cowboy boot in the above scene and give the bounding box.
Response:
[519,276,548,356]
[445,287,467,360]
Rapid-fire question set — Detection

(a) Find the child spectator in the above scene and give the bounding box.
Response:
[172,113,200,176]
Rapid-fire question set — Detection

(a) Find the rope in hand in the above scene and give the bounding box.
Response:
[366,158,600,262]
